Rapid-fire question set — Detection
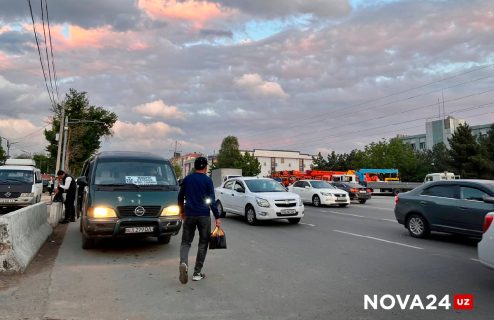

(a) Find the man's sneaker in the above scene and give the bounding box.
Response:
[179,263,188,284]
[192,272,206,281]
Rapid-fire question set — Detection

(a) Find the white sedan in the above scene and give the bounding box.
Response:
[479,212,494,270]
[288,180,350,207]
[215,177,304,225]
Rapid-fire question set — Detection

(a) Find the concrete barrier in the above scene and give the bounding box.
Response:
[48,202,64,227]
[0,202,52,272]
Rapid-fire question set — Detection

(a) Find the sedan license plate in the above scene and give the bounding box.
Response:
[359,190,367,193]
[125,226,154,234]
[280,209,297,215]
[0,199,15,203]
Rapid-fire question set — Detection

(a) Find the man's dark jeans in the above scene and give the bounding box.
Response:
[180,216,211,274]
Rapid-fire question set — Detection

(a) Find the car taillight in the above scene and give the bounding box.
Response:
[350,188,358,193]
[483,214,493,233]
[367,188,371,193]
[395,195,399,205]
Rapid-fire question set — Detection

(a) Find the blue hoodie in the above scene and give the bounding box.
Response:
[178,172,220,219]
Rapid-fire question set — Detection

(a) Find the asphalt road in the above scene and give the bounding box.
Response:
[3,196,494,319]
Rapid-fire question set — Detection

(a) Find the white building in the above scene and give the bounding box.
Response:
[402,116,491,151]
[244,149,314,177]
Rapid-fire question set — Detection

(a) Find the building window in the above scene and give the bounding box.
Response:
[288,163,291,167]
[281,158,285,164]
[411,144,416,150]
[420,142,425,150]
[263,162,266,166]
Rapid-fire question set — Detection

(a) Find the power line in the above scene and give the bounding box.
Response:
[10,124,51,142]
[45,0,60,101]
[236,71,494,143]
[40,0,56,103]
[252,87,494,150]
[267,99,494,151]
[27,0,56,107]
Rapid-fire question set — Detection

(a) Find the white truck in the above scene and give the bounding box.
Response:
[211,168,242,188]
[424,172,460,182]
[0,159,43,211]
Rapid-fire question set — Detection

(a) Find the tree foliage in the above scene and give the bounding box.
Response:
[215,136,242,168]
[0,144,7,164]
[214,136,261,176]
[311,123,494,182]
[240,152,261,176]
[44,89,117,175]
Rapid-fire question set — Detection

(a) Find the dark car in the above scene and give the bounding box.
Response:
[329,182,371,204]
[394,180,494,238]
[77,151,182,249]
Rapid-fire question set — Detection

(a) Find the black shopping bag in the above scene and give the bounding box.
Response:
[209,226,227,249]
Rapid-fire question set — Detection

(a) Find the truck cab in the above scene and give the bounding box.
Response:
[424,172,460,182]
[0,159,43,211]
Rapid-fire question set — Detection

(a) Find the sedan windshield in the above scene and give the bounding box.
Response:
[310,181,335,189]
[94,160,177,186]
[245,179,287,193]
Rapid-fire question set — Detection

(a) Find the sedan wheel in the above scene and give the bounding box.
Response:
[245,206,257,226]
[312,195,321,207]
[407,214,430,238]
[217,200,226,218]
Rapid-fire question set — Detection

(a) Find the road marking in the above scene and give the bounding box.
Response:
[333,229,423,250]
[300,222,316,227]
[325,210,398,223]
[470,258,480,262]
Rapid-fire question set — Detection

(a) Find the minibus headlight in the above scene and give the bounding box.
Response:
[161,205,180,216]
[88,207,117,218]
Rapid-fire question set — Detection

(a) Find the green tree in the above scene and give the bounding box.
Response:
[0,143,7,164]
[430,142,452,172]
[448,123,483,178]
[312,152,328,170]
[215,136,242,168]
[479,124,494,179]
[33,153,53,173]
[239,152,261,176]
[173,163,183,179]
[44,89,118,175]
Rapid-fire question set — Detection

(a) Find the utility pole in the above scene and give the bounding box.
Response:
[61,116,68,171]
[170,140,182,159]
[55,103,65,173]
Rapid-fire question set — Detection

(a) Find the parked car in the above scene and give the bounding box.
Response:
[77,151,182,249]
[215,177,304,225]
[329,182,371,204]
[394,180,494,238]
[478,212,494,270]
[288,180,349,207]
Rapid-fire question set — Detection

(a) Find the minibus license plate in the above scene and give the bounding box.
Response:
[125,227,154,234]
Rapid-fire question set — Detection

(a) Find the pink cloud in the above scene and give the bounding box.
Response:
[133,100,186,120]
[113,121,184,140]
[234,73,288,99]
[23,23,151,52]
[0,53,11,71]
[138,0,233,28]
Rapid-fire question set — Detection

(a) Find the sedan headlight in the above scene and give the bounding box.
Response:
[161,205,180,216]
[20,193,34,197]
[256,197,270,208]
[88,206,117,218]
[320,192,334,196]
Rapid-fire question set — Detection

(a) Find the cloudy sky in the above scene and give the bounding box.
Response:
[0,0,493,158]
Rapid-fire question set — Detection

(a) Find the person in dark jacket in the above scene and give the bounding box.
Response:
[178,157,221,284]
[56,170,77,224]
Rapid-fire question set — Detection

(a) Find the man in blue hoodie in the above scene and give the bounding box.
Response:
[178,156,221,284]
